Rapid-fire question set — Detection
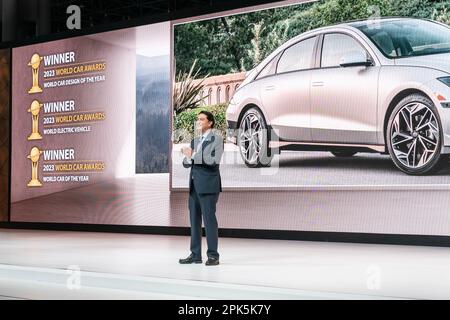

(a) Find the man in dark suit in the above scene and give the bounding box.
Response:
[179,111,224,266]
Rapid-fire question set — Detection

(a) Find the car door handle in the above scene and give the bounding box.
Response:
[312,81,324,87]
[265,85,276,91]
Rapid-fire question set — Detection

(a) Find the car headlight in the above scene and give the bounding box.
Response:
[437,76,450,87]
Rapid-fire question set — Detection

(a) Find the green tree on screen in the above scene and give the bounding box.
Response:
[174,0,450,77]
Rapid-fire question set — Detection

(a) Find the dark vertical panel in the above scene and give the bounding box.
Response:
[0,49,10,222]
[1,0,18,41]
[37,0,51,36]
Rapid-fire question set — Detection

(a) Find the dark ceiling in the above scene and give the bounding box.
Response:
[0,0,283,43]
[50,0,209,31]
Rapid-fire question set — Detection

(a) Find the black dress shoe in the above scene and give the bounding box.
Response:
[205,257,219,266]
[179,253,202,264]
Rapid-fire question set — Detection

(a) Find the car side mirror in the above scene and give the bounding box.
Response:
[339,51,373,67]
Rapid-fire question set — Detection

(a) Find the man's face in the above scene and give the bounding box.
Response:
[196,113,212,132]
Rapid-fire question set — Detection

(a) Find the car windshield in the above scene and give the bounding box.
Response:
[353,19,450,58]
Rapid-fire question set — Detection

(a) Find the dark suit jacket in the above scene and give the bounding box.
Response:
[182,130,224,194]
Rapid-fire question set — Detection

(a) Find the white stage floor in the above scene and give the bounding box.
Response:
[0,229,449,299]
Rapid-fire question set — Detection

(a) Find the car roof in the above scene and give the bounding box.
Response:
[338,16,426,28]
[280,17,431,50]
[283,17,407,39]
[302,16,430,34]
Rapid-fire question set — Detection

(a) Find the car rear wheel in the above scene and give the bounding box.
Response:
[386,94,447,175]
[238,108,273,167]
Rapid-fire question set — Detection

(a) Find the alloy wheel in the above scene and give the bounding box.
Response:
[390,102,440,169]
[238,111,264,165]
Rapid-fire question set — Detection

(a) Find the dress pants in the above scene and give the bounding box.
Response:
[189,180,220,260]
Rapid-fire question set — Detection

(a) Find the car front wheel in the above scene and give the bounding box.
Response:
[387,94,447,175]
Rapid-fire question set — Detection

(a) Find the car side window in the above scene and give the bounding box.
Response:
[321,33,368,68]
[276,36,316,74]
[255,52,281,80]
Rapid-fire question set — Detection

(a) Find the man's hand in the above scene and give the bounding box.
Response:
[181,146,193,159]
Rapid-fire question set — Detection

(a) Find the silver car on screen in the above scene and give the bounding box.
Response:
[226,17,450,174]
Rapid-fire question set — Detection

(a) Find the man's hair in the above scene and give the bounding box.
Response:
[198,110,215,128]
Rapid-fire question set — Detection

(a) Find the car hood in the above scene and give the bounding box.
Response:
[394,52,450,74]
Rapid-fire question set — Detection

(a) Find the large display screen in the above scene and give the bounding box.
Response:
[171,1,450,190]
[168,0,450,237]
[8,0,450,238]
[10,23,171,224]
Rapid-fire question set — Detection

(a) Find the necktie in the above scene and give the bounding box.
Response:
[196,135,205,153]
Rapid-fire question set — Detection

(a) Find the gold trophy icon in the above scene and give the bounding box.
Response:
[27,146,43,187]
[27,100,43,140]
[28,53,43,94]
